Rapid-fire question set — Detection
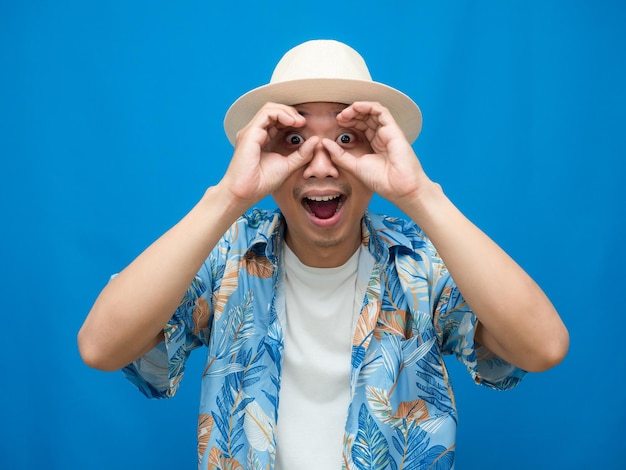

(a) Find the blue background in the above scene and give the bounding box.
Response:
[2,1,625,468]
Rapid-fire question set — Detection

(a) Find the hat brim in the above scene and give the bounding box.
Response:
[223,78,422,146]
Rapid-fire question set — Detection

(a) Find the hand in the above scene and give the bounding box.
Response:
[219,102,319,207]
[326,106,568,373]
[324,101,431,209]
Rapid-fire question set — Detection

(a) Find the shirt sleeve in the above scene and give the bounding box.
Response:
[121,268,213,399]
[434,282,527,391]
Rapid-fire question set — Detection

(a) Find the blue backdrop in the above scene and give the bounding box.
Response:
[2,1,624,468]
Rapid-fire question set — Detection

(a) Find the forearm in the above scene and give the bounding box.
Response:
[78,103,318,372]
[401,181,569,372]
[78,184,249,371]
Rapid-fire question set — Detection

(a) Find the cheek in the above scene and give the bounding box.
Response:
[350,185,373,213]
[271,190,290,211]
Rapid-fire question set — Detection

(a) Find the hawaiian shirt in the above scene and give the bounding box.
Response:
[123,209,526,469]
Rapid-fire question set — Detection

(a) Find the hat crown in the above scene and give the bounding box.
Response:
[224,39,422,145]
[270,40,373,84]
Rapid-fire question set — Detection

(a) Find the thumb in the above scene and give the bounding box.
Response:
[286,136,319,173]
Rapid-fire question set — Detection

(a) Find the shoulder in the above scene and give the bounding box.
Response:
[364,212,429,252]
[223,208,283,247]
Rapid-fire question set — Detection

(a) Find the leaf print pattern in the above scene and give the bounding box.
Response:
[213,258,241,322]
[198,414,215,468]
[243,398,274,453]
[246,449,265,470]
[193,296,211,336]
[413,346,456,416]
[394,400,429,422]
[207,446,244,470]
[391,421,454,469]
[394,253,431,314]
[241,251,274,278]
[352,404,391,470]
[122,210,526,469]
[366,386,429,428]
[351,300,380,380]
[374,309,411,340]
[205,292,255,376]
[353,301,380,350]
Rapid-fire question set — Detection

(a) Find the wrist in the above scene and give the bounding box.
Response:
[199,184,253,222]
[399,180,453,230]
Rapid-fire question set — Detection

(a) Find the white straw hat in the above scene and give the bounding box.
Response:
[223,40,422,145]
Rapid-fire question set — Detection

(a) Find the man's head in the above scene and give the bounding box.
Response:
[268,101,373,267]
[223,40,423,267]
[223,40,422,146]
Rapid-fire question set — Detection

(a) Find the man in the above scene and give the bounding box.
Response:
[78,40,569,469]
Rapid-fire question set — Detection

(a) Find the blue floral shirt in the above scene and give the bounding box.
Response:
[123,209,526,469]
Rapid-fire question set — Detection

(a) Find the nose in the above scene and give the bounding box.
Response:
[302,141,339,179]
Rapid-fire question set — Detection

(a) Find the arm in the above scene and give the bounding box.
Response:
[326,101,569,372]
[78,103,317,371]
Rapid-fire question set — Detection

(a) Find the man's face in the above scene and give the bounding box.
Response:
[270,102,374,267]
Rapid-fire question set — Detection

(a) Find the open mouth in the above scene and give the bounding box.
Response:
[302,194,345,220]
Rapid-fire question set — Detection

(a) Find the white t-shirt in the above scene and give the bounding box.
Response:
[275,244,366,469]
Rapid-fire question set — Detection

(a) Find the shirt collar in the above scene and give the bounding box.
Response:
[361,211,414,264]
[243,209,285,265]
[243,209,414,264]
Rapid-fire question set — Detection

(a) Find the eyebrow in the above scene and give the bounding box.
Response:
[296,110,342,118]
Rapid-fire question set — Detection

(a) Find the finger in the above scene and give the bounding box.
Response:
[339,102,407,151]
[261,134,319,167]
[321,138,359,174]
[337,101,396,129]
[336,113,382,145]
[254,104,306,131]
[287,135,319,170]
[241,103,305,141]
[350,101,394,121]
[334,113,380,148]
[240,104,306,148]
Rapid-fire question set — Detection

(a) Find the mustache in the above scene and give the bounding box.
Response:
[293,181,352,200]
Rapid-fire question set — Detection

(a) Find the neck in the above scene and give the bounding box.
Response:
[284,230,361,268]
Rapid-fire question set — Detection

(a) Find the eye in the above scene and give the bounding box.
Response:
[337,132,355,145]
[285,133,305,146]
